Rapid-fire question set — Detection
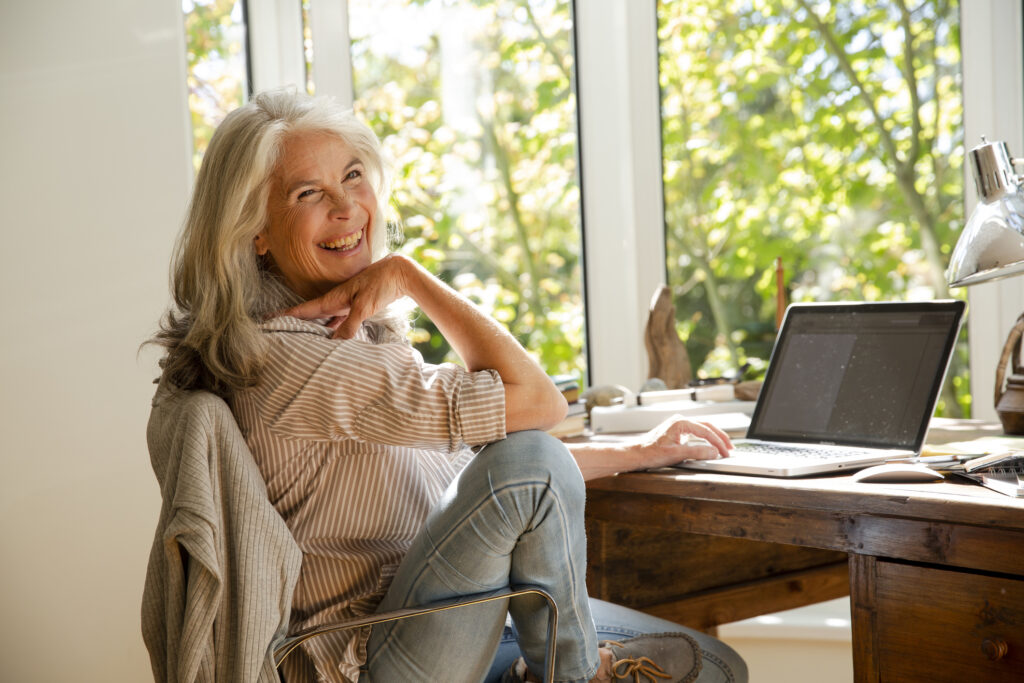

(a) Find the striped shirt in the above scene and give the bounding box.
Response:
[230,316,507,682]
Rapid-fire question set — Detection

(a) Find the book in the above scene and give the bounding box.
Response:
[550,374,581,403]
[963,450,1024,473]
[956,449,1024,498]
[972,471,1024,498]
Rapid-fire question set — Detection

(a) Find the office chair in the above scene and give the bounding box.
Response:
[274,585,558,679]
[143,383,557,682]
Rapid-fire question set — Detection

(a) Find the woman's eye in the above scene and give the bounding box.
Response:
[345,169,362,181]
[297,189,320,201]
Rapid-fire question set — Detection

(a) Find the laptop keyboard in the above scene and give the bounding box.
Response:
[733,442,870,459]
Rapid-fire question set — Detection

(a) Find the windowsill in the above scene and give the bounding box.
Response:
[717,597,852,643]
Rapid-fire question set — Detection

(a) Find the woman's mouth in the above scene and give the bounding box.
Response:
[318,229,363,252]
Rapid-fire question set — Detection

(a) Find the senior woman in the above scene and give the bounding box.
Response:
[152,88,746,683]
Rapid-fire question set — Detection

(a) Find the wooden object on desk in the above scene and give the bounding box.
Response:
[644,285,692,389]
[995,312,1024,434]
[585,455,1024,681]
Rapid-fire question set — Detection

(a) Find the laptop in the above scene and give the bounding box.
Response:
[678,300,966,477]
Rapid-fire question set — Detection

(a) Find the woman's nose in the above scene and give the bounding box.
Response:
[327,187,353,212]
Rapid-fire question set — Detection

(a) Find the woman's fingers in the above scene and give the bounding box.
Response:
[675,434,721,460]
[280,290,352,321]
[661,416,733,458]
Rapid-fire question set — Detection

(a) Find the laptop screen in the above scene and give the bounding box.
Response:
[746,301,965,450]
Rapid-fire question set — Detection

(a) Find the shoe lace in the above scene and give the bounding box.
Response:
[603,640,672,683]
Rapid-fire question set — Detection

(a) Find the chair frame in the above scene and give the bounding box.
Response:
[274,585,558,681]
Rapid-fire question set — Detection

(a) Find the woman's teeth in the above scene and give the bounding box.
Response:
[318,229,363,251]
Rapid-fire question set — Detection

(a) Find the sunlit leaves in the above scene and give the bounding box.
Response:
[183,0,247,170]
[349,0,584,377]
[658,0,966,414]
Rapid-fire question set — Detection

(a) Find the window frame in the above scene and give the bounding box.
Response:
[961,0,1024,421]
[246,0,1023,412]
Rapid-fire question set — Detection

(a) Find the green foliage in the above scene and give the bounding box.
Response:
[659,0,968,415]
[184,0,970,416]
[348,0,585,377]
[183,0,248,170]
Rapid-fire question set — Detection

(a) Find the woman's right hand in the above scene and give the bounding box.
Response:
[631,415,733,468]
[282,254,412,339]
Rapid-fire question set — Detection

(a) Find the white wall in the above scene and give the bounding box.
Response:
[0,1,190,680]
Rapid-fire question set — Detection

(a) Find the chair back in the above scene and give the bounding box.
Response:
[142,382,301,683]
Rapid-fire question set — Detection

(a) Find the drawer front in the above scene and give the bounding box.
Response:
[874,561,1024,682]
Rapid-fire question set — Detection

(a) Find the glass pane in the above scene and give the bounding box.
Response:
[183,0,250,170]
[658,0,968,416]
[347,0,586,380]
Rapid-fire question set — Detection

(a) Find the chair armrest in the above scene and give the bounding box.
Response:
[274,585,558,681]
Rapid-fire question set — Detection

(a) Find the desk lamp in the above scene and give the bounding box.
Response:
[948,138,1024,433]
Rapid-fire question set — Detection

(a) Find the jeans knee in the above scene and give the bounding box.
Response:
[478,430,585,506]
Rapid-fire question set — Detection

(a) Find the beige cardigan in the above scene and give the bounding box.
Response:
[141,381,302,682]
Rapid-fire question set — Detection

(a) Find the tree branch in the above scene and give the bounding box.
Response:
[897,0,923,166]
[480,108,545,317]
[524,3,573,86]
[794,0,905,171]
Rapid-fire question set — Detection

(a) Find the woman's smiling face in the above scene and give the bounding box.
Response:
[256,130,377,299]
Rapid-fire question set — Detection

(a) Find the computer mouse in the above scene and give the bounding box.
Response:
[851,463,945,483]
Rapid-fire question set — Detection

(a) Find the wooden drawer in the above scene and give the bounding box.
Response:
[873,561,1024,682]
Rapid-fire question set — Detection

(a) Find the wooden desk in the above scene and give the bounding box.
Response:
[585,467,1024,681]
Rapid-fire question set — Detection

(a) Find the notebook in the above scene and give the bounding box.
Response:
[678,300,966,477]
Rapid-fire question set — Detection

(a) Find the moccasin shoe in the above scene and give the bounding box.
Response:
[499,656,533,683]
[499,632,701,683]
[600,632,702,683]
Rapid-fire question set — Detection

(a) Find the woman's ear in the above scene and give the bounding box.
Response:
[254,232,270,256]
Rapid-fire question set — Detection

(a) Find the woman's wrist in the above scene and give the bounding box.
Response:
[382,253,432,303]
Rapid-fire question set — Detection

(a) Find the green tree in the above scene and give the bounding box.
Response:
[184,0,248,170]
[349,0,585,379]
[659,0,966,415]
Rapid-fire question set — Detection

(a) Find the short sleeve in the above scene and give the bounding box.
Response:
[256,321,506,452]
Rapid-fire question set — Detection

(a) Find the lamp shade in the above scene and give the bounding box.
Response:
[947,139,1024,288]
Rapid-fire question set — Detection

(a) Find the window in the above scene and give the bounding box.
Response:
[344,0,586,377]
[657,0,967,415]
[183,0,250,169]
[212,1,1019,409]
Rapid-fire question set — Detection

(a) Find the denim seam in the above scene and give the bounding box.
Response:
[373,476,596,681]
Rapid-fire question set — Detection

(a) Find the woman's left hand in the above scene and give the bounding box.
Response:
[630,415,733,469]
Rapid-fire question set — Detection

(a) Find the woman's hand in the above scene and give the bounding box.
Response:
[630,415,732,469]
[567,415,733,481]
[282,254,411,339]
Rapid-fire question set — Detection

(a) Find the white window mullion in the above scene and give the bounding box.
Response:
[576,0,665,390]
[307,0,354,106]
[247,0,306,92]
[961,0,1024,420]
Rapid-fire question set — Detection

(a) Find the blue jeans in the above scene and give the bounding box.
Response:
[361,431,746,683]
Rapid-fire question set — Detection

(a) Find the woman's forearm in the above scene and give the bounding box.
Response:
[283,253,566,431]
[566,442,642,481]
[400,257,567,432]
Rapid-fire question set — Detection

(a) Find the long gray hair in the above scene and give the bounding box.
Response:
[151,87,406,396]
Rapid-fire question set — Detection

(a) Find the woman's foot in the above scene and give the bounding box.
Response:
[593,632,701,682]
[502,632,702,683]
